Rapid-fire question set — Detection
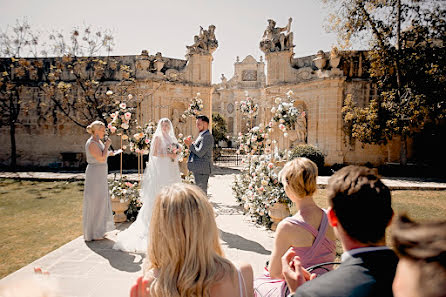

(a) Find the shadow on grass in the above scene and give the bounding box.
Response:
[86,239,144,273]
[219,229,271,255]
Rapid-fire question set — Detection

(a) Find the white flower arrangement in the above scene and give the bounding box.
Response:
[270,90,302,134]
[237,123,273,155]
[232,154,291,228]
[129,122,157,155]
[107,101,134,138]
[182,93,204,121]
[110,179,140,203]
[237,95,259,118]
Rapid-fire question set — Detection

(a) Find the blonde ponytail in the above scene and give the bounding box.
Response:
[86,120,105,135]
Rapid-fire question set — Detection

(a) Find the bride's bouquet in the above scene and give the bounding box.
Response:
[167,143,182,162]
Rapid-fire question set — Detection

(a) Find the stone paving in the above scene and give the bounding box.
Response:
[0,168,274,297]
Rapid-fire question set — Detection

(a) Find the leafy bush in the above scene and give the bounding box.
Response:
[289,144,325,170]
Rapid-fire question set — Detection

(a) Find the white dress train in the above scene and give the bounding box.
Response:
[113,156,181,253]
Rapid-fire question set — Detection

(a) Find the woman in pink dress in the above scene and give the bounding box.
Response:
[254,158,337,297]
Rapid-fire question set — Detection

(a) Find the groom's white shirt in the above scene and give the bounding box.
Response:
[195,129,207,143]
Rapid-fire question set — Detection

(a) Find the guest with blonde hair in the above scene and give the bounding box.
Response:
[130,183,254,297]
[254,158,336,296]
[83,120,116,241]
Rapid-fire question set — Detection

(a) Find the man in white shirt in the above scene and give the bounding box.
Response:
[282,165,398,297]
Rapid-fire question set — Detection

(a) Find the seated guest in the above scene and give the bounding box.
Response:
[254,158,336,297]
[282,165,398,297]
[392,215,446,297]
[130,183,254,297]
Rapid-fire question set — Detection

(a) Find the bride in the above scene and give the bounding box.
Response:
[113,118,181,253]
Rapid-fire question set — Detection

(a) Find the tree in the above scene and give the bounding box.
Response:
[324,0,446,165]
[0,19,45,170]
[40,26,136,128]
[212,112,228,145]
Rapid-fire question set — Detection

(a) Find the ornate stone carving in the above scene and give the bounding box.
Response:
[295,67,314,81]
[171,108,184,135]
[295,104,307,143]
[154,52,165,75]
[260,18,294,53]
[186,25,218,56]
[242,70,257,81]
[227,103,234,114]
[313,50,327,70]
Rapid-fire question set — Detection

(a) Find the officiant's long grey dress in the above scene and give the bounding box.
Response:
[82,137,115,241]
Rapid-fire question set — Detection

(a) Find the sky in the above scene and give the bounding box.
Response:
[0,0,338,83]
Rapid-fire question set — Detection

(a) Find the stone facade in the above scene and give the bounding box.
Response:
[0,20,410,167]
[0,26,217,167]
[212,19,408,166]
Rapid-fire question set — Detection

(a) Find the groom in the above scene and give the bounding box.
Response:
[185,115,214,195]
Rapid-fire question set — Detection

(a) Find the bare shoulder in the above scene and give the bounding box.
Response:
[277,217,315,246]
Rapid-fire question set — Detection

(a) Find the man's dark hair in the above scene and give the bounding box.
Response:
[196,115,210,123]
[392,215,446,297]
[327,165,392,244]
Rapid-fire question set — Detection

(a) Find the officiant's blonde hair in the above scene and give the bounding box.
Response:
[146,183,235,297]
[86,120,105,135]
[279,157,318,198]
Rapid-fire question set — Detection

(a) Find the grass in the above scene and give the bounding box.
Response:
[0,179,84,278]
[311,189,446,259]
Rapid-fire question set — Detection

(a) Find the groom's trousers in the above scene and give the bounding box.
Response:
[193,173,209,195]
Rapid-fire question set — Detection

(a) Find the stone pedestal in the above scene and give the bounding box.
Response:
[265,51,295,85]
[269,202,290,231]
[183,54,213,85]
[111,198,130,223]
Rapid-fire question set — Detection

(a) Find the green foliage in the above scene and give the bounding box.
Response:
[325,0,446,163]
[289,144,325,170]
[212,112,228,145]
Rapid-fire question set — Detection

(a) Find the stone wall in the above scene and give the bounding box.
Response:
[212,49,407,166]
[0,24,218,168]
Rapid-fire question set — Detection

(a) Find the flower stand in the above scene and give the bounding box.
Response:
[111,198,130,223]
[269,202,290,231]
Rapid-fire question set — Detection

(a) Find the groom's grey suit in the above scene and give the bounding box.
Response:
[187,129,214,194]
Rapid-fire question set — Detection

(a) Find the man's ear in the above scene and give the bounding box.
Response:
[327,207,338,227]
[387,209,395,227]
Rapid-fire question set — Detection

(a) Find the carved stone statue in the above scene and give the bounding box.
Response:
[220,73,227,88]
[295,109,307,143]
[186,25,218,56]
[171,109,183,135]
[260,18,294,53]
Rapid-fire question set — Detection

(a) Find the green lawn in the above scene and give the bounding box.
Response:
[0,179,84,278]
[311,189,446,258]
[0,179,445,279]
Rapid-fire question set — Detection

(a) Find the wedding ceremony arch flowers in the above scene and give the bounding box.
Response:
[237,123,273,155]
[129,122,157,155]
[270,90,301,134]
[236,94,259,122]
[107,100,135,137]
[233,154,290,227]
[181,93,204,121]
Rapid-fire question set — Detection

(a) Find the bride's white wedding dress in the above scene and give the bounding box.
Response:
[113,118,181,253]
